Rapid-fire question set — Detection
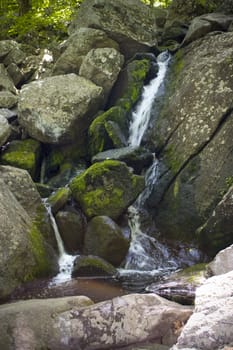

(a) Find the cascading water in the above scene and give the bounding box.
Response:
[128,51,171,147]
[44,203,77,285]
[118,52,178,287]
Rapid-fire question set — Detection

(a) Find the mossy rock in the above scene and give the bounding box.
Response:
[112,59,152,113]
[1,138,41,180]
[88,106,128,157]
[84,216,129,267]
[48,187,71,215]
[72,255,117,277]
[69,160,145,220]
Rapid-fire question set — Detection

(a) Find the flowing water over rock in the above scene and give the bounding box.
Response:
[45,203,77,285]
[118,52,202,290]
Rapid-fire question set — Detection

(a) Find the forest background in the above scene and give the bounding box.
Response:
[0,0,171,47]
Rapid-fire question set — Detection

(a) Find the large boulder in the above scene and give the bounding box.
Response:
[55,208,85,253]
[182,13,233,45]
[172,271,233,350]
[68,0,160,59]
[52,27,120,75]
[0,294,192,349]
[84,216,129,266]
[0,165,57,249]
[0,114,11,146]
[207,244,233,276]
[18,74,104,145]
[0,179,55,299]
[79,47,124,101]
[69,160,145,220]
[147,32,233,252]
[72,255,117,277]
[0,296,93,349]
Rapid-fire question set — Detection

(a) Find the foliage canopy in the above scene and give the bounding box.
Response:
[0,0,171,47]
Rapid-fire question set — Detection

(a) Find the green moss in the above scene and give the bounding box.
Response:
[1,138,41,180]
[165,145,182,174]
[24,222,51,282]
[173,180,179,197]
[48,187,70,214]
[88,106,127,157]
[70,160,144,219]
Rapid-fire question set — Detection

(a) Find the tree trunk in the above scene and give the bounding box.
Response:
[17,0,31,15]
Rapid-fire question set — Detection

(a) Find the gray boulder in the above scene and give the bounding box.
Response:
[0,178,55,299]
[68,0,159,58]
[0,165,57,249]
[0,115,11,146]
[79,47,124,100]
[0,296,93,349]
[147,32,233,251]
[53,27,119,75]
[84,216,129,266]
[0,64,17,94]
[18,74,104,145]
[182,13,233,45]
[0,293,193,349]
[0,90,18,108]
[208,244,233,276]
[55,209,85,253]
[0,40,21,61]
[171,271,233,350]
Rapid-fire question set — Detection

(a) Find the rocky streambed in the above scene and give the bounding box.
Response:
[0,0,233,348]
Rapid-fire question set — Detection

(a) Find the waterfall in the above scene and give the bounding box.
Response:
[128,51,171,147]
[118,52,178,284]
[44,202,77,285]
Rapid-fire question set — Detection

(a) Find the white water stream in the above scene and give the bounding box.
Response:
[45,203,77,285]
[118,52,178,281]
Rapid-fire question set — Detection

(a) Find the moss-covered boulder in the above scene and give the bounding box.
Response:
[70,160,145,220]
[84,216,129,266]
[72,255,117,278]
[55,208,85,254]
[92,146,154,174]
[110,58,152,112]
[88,106,128,157]
[1,138,41,180]
[0,177,56,299]
[47,187,71,215]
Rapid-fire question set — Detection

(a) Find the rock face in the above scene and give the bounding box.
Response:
[68,0,159,58]
[18,74,104,145]
[70,160,145,220]
[172,271,233,350]
[52,27,119,75]
[197,185,233,256]
[0,294,192,349]
[147,32,233,252]
[84,216,129,266]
